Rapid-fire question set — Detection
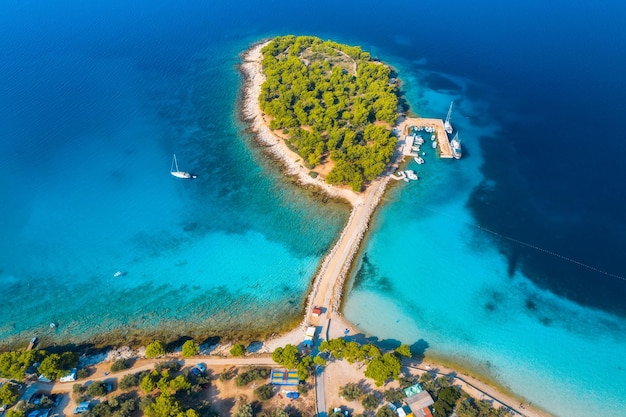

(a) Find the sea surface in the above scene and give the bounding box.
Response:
[1,1,625,416]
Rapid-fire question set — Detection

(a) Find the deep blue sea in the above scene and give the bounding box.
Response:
[1,1,625,416]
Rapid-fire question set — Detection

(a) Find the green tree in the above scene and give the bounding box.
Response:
[313,355,327,367]
[140,371,160,393]
[145,340,166,359]
[230,344,246,357]
[0,383,19,406]
[181,340,200,358]
[38,352,78,380]
[168,375,192,394]
[339,383,363,401]
[376,406,396,417]
[0,350,43,381]
[433,386,460,417]
[362,393,379,410]
[271,409,290,417]
[86,381,108,397]
[6,411,25,417]
[254,384,273,401]
[364,353,401,386]
[271,344,300,369]
[119,374,139,390]
[233,403,253,417]
[383,387,405,403]
[395,344,412,358]
[145,392,182,417]
[77,368,90,379]
[110,359,129,372]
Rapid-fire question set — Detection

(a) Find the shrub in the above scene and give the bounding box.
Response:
[339,383,363,401]
[233,403,253,417]
[362,393,379,410]
[376,406,396,417]
[73,383,85,394]
[235,367,270,387]
[119,374,139,390]
[145,340,166,359]
[77,368,90,379]
[399,375,416,389]
[86,381,108,397]
[219,369,235,381]
[111,359,129,373]
[230,344,246,357]
[181,340,200,358]
[383,387,405,403]
[254,384,273,401]
[154,360,181,373]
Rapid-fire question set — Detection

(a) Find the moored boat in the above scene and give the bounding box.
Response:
[450,132,462,159]
[170,154,197,179]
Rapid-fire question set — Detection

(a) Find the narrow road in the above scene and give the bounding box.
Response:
[314,366,327,417]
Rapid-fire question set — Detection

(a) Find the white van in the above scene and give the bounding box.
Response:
[60,368,77,382]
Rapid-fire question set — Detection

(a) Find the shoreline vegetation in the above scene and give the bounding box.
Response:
[1,37,552,417]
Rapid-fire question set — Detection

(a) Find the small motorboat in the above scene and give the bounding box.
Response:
[113,271,125,277]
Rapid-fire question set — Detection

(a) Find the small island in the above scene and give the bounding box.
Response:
[257,35,398,192]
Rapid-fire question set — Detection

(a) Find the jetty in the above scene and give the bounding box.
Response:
[399,117,453,158]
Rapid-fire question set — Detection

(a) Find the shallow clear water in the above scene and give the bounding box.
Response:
[0,1,349,345]
[344,58,626,416]
[1,1,625,415]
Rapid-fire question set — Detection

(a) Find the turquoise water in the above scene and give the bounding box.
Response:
[0,5,348,345]
[2,1,625,415]
[343,61,626,416]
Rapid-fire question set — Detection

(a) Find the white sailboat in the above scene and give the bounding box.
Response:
[170,154,196,179]
[450,132,462,159]
[444,101,454,134]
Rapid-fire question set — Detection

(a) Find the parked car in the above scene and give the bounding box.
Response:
[194,363,206,372]
[191,367,201,377]
[73,402,90,414]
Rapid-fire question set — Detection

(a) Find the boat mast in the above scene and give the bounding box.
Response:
[445,101,453,123]
[172,154,179,172]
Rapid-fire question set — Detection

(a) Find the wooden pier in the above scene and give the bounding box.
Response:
[398,117,454,158]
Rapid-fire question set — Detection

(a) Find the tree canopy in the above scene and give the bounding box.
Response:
[0,350,44,381]
[38,352,78,380]
[259,35,398,191]
[0,383,19,406]
[181,340,199,358]
[145,340,166,359]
